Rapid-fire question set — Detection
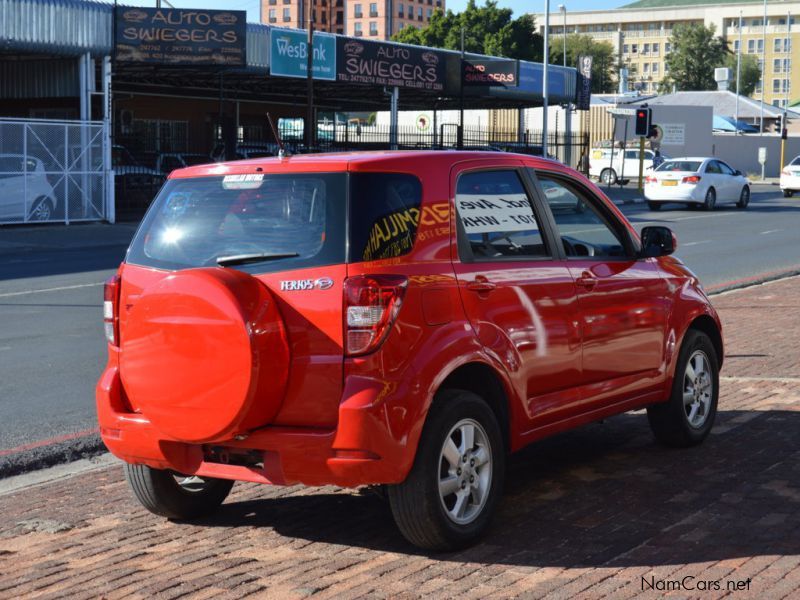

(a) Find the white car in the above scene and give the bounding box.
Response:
[644,157,750,211]
[780,155,800,197]
[589,147,657,185]
[0,154,58,222]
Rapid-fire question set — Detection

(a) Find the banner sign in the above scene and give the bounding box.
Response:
[576,55,593,110]
[115,8,246,66]
[462,59,518,87]
[336,39,446,92]
[457,193,539,234]
[270,28,337,81]
[518,62,567,98]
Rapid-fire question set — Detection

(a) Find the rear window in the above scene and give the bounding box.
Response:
[657,161,701,172]
[349,172,422,262]
[126,174,346,273]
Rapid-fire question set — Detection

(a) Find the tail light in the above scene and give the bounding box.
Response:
[344,275,408,356]
[645,176,657,184]
[782,168,791,175]
[104,275,120,346]
[681,175,701,184]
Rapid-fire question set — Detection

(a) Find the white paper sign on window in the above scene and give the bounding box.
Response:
[457,193,539,234]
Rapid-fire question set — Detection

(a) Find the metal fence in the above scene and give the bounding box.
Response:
[0,118,110,225]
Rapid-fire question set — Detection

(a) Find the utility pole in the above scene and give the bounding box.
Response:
[459,26,465,149]
[559,4,567,67]
[735,12,742,130]
[306,0,315,148]
[760,0,766,135]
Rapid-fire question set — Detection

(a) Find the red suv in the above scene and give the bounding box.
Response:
[97,151,722,550]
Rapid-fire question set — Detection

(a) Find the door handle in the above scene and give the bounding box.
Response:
[576,272,597,290]
[466,277,496,293]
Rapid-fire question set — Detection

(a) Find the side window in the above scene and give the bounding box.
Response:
[455,170,548,260]
[349,173,422,262]
[705,161,721,174]
[624,150,638,159]
[718,161,735,175]
[536,174,629,259]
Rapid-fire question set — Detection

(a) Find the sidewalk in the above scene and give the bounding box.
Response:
[1,278,798,599]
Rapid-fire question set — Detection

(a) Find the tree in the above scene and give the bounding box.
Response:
[725,53,761,97]
[392,0,542,62]
[660,23,728,92]
[548,34,617,93]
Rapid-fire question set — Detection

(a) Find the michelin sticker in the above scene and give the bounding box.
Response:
[457,193,538,233]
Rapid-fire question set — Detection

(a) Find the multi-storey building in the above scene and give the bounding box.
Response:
[261,0,444,40]
[532,0,799,107]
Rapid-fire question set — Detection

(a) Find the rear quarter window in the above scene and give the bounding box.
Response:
[349,173,422,262]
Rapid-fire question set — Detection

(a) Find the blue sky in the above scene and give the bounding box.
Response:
[134,1,626,24]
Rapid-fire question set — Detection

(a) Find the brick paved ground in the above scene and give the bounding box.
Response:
[1,278,799,599]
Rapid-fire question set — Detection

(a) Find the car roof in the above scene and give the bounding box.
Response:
[662,157,711,162]
[170,150,557,179]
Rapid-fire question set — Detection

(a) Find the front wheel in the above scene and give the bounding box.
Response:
[647,330,719,447]
[784,190,794,198]
[124,463,234,520]
[29,197,54,221]
[388,390,505,551]
[737,186,750,209]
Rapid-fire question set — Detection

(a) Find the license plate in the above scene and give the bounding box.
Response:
[662,180,678,186]
[793,171,800,176]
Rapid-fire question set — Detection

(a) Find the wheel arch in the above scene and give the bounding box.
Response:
[434,361,512,453]
[687,314,723,369]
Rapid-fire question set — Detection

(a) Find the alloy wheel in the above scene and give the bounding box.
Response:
[683,350,713,429]
[438,418,493,525]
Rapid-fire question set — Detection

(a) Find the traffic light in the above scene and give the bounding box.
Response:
[635,108,652,136]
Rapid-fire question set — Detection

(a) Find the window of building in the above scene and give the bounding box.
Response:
[354,3,362,17]
[652,62,659,74]
[652,43,659,55]
[755,81,762,94]
[268,8,276,22]
[758,58,764,71]
[354,22,362,34]
[283,7,290,21]
[623,44,629,54]
[398,3,404,17]
[665,42,671,53]
[417,6,423,19]
[631,43,638,53]
[369,21,378,35]
[426,8,432,17]
[733,40,739,52]
[757,39,764,53]
[774,79,782,93]
[784,58,792,72]
[643,43,650,55]
[643,62,650,73]
[369,2,378,17]
[783,79,791,93]
[775,38,783,53]
[774,58,782,73]
[268,0,276,4]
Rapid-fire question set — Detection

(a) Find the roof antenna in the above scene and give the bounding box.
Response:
[266,112,287,158]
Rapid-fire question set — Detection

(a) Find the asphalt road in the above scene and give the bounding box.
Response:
[0,184,798,475]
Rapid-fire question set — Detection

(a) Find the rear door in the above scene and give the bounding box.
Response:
[715,160,739,201]
[533,170,669,409]
[450,160,582,430]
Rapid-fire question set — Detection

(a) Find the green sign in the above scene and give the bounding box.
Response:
[270,28,336,81]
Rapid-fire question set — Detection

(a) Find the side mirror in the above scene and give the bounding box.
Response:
[640,226,676,258]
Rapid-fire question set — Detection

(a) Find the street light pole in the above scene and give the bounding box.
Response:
[760,0,766,135]
[306,0,315,148]
[736,11,742,130]
[559,5,567,67]
[542,1,550,157]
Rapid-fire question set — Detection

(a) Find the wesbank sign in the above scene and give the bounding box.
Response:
[270,28,336,81]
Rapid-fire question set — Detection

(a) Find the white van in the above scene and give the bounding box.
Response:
[589,147,657,185]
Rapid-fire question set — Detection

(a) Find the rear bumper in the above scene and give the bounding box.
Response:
[644,185,703,202]
[97,364,419,488]
[780,175,800,191]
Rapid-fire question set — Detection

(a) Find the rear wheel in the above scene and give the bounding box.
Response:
[703,187,716,211]
[124,463,234,520]
[737,186,750,209]
[600,168,618,185]
[647,201,661,211]
[388,390,505,551]
[784,190,794,198]
[647,330,719,447]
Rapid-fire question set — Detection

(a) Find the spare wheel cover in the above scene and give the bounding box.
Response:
[120,267,289,443]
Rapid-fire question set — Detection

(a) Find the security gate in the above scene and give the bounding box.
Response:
[0,118,111,224]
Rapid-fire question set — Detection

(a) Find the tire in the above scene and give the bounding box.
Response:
[124,463,234,520]
[737,186,750,209]
[784,190,794,198]
[703,187,716,211]
[647,330,719,448]
[388,389,505,551]
[647,201,661,211]
[600,168,617,185]
[29,197,54,221]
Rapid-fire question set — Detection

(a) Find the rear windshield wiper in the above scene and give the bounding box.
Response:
[216,252,299,267]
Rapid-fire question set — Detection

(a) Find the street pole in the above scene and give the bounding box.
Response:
[542,0,550,158]
[559,5,567,67]
[735,12,742,131]
[306,0,315,148]
[760,0,766,135]
[459,26,465,149]
[787,11,792,109]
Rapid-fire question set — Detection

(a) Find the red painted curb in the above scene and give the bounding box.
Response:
[0,428,100,458]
